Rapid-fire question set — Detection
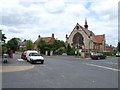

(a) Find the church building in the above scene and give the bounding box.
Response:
[66,19,106,53]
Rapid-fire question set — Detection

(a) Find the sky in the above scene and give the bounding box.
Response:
[0,0,119,47]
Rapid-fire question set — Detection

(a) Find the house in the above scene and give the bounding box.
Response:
[105,44,115,52]
[33,33,55,50]
[19,39,27,51]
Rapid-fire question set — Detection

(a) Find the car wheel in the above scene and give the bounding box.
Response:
[30,60,33,64]
[41,61,44,64]
[98,57,100,60]
[4,60,7,63]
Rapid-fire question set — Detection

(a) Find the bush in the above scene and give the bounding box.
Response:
[99,51,115,56]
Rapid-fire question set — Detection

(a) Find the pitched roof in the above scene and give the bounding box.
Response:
[34,34,55,44]
[94,35,104,43]
[42,37,53,43]
[68,23,105,44]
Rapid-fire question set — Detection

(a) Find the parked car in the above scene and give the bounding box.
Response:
[90,53,106,60]
[62,53,67,56]
[116,52,120,57]
[21,51,27,60]
[26,50,44,64]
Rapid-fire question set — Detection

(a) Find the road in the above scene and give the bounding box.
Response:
[1,54,119,88]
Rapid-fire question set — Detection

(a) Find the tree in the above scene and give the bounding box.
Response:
[0,31,7,54]
[2,34,7,43]
[0,30,2,53]
[0,30,7,43]
[25,40,33,50]
[0,30,2,42]
[66,44,71,55]
[37,38,47,54]
[51,39,66,50]
[117,41,120,52]
[57,47,66,54]
[51,39,59,51]
[7,38,21,53]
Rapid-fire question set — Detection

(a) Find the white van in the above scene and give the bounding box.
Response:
[26,50,44,64]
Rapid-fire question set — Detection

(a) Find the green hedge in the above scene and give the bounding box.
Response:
[98,51,117,56]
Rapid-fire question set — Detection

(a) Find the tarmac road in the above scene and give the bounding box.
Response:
[1,54,119,88]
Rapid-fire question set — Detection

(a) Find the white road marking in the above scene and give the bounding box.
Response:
[83,63,120,72]
[105,62,118,65]
[17,59,24,61]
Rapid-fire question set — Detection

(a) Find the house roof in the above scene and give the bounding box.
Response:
[42,37,53,43]
[34,34,55,44]
[94,35,104,44]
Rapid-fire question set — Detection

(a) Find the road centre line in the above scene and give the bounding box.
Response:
[83,63,120,72]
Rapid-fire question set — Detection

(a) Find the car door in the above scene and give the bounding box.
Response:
[26,52,31,61]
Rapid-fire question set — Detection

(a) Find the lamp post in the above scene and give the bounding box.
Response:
[88,31,92,57]
[77,37,79,58]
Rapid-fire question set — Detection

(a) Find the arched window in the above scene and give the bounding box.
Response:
[72,32,84,47]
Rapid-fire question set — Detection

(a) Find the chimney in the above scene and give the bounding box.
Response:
[66,34,68,39]
[52,33,54,38]
[38,35,40,38]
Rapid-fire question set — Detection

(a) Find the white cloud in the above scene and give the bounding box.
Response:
[44,0,65,13]
[0,0,20,8]
[65,3,89,17]
[0,0,119,47]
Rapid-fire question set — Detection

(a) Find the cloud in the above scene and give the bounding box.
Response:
[0,0,119,47]
[44,0,65,13]
[65,3,90,17]
[90,0,118,18]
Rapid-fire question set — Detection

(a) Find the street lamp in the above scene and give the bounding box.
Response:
[88,31,92,57]
[77,37,80,58]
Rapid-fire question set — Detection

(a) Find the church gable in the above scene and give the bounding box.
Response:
[66,19,106,52]
[68,23,85,39]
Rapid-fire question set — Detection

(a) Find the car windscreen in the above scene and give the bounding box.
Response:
[94,53,103,55]
[29,53,41,56]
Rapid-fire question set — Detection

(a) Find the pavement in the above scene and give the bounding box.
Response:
[0,54,35,73]
[0,65,34,73]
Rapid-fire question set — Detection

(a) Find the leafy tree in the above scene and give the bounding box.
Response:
[25,40,33,50]
[2,34,7,43]
[0,30,7,43]
[66,44,76,55]
[37,38,47,54]
[66,44,71,55]
[7,38,21,53]
[117,41,120,52]
[2,44,7,54]
[57,47,66,54]
[0,30,2,42]
[52,39,66,50]
[0,30,2,53]
[51,39,59,51]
